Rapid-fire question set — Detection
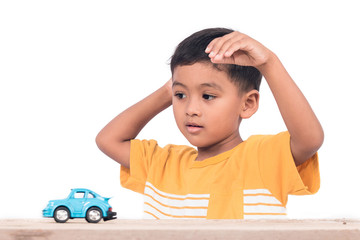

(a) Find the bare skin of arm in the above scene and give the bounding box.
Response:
[96,80,172,168]
[206,32,324,166]
[257,55,324,166]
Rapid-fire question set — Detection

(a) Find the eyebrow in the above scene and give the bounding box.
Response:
[172,81,223,91]
[200,82,223,91]
[172,81,187,89]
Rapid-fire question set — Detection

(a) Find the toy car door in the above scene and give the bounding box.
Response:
[69,190,86,215]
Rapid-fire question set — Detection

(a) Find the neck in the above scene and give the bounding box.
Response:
[196,133,243,161]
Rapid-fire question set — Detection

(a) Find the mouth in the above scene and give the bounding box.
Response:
[185,122,204,134]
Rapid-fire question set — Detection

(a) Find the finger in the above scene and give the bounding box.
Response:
[205,40,215,53]
[208,34,233,57]
[206,32,236,57]
[217,33,245,56]
[205,34,227,53]
[206,38,220,57]
[213,38,236,60]
[209,32,245,60]
[223,40,249,58]
[210,55,235,65]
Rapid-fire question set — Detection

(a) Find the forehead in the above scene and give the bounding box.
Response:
[172,62,233,88]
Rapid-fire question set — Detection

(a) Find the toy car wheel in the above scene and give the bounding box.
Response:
[86,207,103,223]
[54,207,70,223]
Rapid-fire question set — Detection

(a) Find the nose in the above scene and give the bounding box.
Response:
[186,97,201,117]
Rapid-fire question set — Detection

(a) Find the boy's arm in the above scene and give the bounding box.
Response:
[256,55,324,166]
[96,80,172,168]
[206,32,324,166]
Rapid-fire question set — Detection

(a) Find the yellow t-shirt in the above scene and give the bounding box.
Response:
[120,131,320,219]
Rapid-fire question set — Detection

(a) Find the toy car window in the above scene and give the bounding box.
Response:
[74,192,85,198]
[88,193,95,198]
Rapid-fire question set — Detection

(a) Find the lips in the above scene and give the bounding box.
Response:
[185,122,203,134]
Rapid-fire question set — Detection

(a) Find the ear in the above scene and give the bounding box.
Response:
[240,90,260,119]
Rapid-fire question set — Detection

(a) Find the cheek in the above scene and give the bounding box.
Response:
[172,103,184,126]
[208,104,240,128]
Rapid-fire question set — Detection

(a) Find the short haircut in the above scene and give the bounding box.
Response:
[170,28,262,92]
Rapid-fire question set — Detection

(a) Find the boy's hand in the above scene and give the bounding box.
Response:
[205,31,273,68]
[96,78,173,168]
[165,78,173,97]
[206,31,323,166]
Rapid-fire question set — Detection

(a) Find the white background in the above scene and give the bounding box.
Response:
[1,0,359,219]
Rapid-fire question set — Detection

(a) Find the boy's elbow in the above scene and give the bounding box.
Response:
[292,129,324,166]
[305,129,324,155]
[95,132,108,152]
[95,132,131,168]
[312,127,325,151]
[304,124,324,151]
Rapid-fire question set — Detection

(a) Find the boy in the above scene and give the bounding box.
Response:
[96,28,323,219]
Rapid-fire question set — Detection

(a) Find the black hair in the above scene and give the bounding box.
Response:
[170,28,262,92]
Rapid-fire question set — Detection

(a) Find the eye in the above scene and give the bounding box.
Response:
[175,92,186,99]
[203,94,215,100]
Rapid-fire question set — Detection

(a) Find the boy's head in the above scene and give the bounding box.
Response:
[170,28,262,93]
[170,28,262,150]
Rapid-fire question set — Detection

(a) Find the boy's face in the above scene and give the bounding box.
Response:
[172,62,244,149]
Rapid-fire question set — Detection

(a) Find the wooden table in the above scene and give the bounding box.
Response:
[1,219,359,240]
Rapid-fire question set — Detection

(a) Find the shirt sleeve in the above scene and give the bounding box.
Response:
[120,139,162,194]
[257,131,320,205]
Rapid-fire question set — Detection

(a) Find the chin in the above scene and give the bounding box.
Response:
[185,137,214,149]
[180,130,218,148]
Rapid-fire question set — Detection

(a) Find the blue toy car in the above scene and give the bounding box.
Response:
[43,188,116,223]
